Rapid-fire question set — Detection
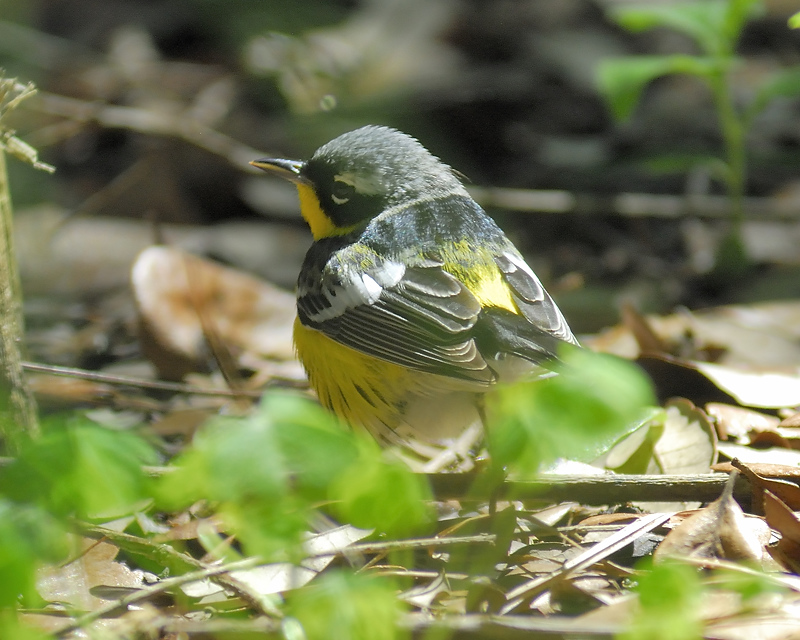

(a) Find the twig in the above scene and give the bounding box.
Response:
[26,92,800,222]
[428,472,750,506]
[470,186,800,220]
[22,361,264,398]
[0,78,44,449]
[339,533,496,556]
[500,512,670,612]
[33,92,268,172]
[144,617,281,636]
[403,612,622,638]
[74,523,282,619]
[53,556,263,637]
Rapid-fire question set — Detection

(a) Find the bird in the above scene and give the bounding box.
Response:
[251,125,578,448]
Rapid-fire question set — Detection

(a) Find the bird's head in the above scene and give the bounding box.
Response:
[251,125,466,240]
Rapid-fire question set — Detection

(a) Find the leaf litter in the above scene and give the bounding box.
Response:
[14,247,800,639]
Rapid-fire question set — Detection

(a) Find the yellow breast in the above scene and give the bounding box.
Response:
[293,317,414,434]
[293,318,485,443]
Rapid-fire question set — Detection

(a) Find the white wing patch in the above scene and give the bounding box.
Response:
[304,259,406,323]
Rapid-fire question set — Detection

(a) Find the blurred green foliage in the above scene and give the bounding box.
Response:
[0,501,67,607]
[0,610,48,640]
[487,347,655,475]
[286,570,406,640]
[622,560,704,640]
[0,414,156,622]
[157,391,433,559]
[0,414,156,518]
[598,0,800,277]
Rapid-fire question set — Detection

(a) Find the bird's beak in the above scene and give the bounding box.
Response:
[249,158,309,185]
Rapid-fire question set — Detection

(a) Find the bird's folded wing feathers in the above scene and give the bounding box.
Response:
[297,243,577,383]
[494,252,578,345]
[297,255,495,384]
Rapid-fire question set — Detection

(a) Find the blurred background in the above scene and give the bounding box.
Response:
[1,0,799,349]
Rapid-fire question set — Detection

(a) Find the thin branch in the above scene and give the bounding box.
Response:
[0,78,43,449]
[53,556,264,637]
[340,533,496,556]
[469,186,800,221]
[501,512,670,611]
[428,472,750,506]
[32,92,269,172]
[22,361,265,398]
[29,92,799,221]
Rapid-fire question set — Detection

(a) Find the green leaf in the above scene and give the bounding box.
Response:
[0,501,68,607]
[610,2,730,55]
[219,495,310,560]
[158,391,431,555]
[598,55,720,121]
[287,571,406,640]
[158,416,287,509]
[722,0,764,48]
[712,566,785,601]
[0,613,49,640]
[790,11,800,29]
[266,392,360,497]
[621,560,704,640]
[0,417,157,519]
[487,347,656,475]
[747,67,800,121]
[156,397,306,558]
[329,438,433,537]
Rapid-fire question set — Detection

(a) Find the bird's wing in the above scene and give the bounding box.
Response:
[297,249,496,385]
[493,250,578,345]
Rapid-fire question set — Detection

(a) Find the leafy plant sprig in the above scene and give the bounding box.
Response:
[598,0,800,274]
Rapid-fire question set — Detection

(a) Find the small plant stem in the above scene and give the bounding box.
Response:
[710,66,747,240]
[0,141,39,450]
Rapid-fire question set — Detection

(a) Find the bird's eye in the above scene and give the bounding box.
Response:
[331,180,355,205]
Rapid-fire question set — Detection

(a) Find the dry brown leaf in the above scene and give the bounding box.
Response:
[717,441,800,467]
[186,524,374,599]
[37,538,145,611]
[28,374,116,408]
[578,513,642,527]
[400,573,452,610]
[131,246,295,380]
[712,461,800,480]
[693,362,800,410]
[778,411,800,428]
[656,398,718,474]
[655,473,767,563]
[149,407,217,437]
[620,302,669,355]
[705,403,781,443]
[764,490,800,574]
[635,355,738,408]
[588,301,800,369]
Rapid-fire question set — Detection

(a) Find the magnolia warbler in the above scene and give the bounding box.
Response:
[252,126,578,446]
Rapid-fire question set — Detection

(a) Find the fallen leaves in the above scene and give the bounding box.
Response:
[655,472,768,564]
[15,245,800,639]
[131,245,295,381]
